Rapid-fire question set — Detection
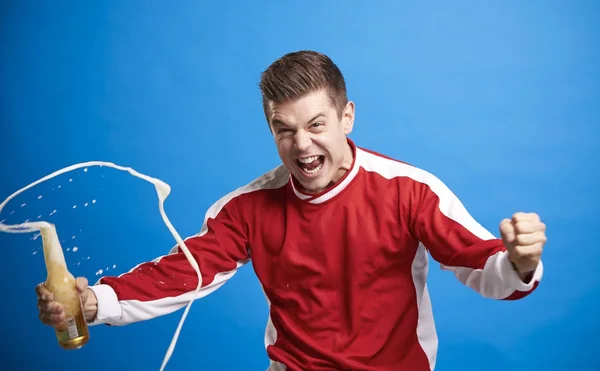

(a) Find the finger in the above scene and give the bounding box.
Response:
[514,220,546,234]
[515,231,547,246]
[38,300,64,314]
[76,277,88,294]
[35,284,53,301]
[39,310,65,327]
[499,219,515,245]
[511,242,544,260]
[35,282,48,296]
[512,212,540,224]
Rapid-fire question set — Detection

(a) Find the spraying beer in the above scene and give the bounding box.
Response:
[40,224,89,349]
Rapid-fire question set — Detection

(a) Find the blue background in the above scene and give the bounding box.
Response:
[1,1,598,370]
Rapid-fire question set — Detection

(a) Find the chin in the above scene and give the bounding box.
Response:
[296,176,332,194]
[288,158,332,193]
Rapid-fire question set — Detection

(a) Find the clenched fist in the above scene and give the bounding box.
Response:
[500,212,546,280]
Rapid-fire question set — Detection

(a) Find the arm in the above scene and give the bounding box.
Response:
[408,172,543,300]
[87,192,250,326]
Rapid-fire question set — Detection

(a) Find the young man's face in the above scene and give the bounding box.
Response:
[268,89,355,194]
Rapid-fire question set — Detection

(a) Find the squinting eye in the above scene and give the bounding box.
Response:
[277,128,292,134]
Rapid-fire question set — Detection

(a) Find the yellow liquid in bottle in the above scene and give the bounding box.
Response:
[41,225,89,350]
[0,161,201,369]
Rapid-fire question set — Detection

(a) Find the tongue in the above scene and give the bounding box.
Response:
[302,157,322,171]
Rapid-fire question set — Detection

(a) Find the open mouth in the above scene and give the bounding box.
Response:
[296,155,325,176]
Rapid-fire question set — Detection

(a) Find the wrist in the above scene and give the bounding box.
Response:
[510,261,534,283]
[84,287,99,322]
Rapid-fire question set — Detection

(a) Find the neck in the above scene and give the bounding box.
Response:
[331,141,354,184]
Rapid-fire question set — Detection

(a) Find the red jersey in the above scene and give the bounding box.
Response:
[89,139,543,370]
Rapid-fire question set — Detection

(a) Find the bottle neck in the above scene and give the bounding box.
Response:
[41,224,68,276]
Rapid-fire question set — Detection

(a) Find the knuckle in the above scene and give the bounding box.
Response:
[500,221,514,235]
[512,212,525,221]
[514,221,528,234]
[515,235,528,246]
[534,232,546,243]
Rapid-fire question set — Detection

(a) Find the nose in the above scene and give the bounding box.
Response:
[293,130,311,151]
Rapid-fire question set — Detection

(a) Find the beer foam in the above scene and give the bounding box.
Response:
[0,161,202,371]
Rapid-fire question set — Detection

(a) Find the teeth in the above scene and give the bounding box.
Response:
[302,162,323,175]
[298,155,320,164]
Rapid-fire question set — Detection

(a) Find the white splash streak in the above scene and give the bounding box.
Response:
[0,161,202,371]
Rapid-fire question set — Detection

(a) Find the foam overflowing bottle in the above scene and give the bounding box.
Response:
[40,224,90,349]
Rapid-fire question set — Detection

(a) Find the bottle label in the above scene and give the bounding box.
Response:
[66,317,79,339]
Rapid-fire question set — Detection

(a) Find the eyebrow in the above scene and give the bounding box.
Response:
[271,118,288,127]
[271,112,326,127]
[307,112,326,123]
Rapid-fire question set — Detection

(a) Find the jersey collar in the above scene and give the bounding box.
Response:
[289,138,361,204]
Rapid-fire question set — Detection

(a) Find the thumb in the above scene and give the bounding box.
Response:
[76,277,89,300]
[499,218,515,249]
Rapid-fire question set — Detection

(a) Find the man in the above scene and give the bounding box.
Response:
[36,50,546,370]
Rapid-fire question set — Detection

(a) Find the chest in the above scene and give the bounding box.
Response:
[247,187,418,299]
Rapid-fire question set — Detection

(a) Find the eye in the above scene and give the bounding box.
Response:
[311,122,324,128]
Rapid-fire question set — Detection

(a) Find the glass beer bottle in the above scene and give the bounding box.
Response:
[40,224,90,349]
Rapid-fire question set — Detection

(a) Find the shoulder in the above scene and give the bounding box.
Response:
[205,164,290,213]
[356,146,437,185]
[235,164,291,197]
[176,165,289,243]
[356,145,459,201]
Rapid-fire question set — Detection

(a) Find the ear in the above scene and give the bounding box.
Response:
[342,101,355,135]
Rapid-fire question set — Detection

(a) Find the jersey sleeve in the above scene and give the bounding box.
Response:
[87,193,250,326]
[408,171,543,300]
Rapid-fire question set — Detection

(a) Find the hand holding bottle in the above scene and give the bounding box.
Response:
[36,277,98,327]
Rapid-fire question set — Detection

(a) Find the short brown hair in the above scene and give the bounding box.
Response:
[259,50,348,123]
